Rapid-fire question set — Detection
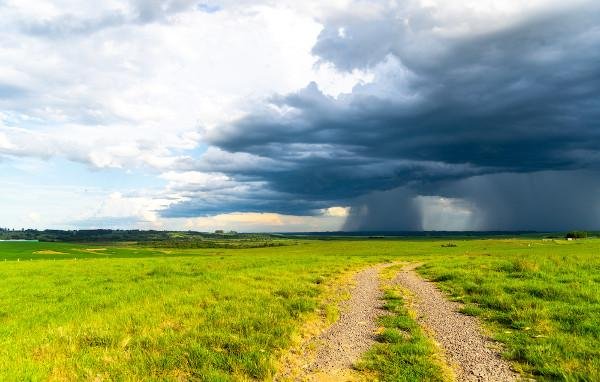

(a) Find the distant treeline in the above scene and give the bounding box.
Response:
[145,239,289,249]
[565,231,588,239]
[0,228,283,243]
[0,228,593,243]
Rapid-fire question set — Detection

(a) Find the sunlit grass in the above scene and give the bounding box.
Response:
[0,238,598,380]
[0,242,390,380]
[418,239,600,381]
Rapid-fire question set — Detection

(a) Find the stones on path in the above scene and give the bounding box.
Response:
[279,263,519,382]
[307,265,387,374]
[395,264,519,382]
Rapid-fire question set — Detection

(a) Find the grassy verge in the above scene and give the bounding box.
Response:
[418,240,600,381]
[274,265,361,380]
[356,266,451,382]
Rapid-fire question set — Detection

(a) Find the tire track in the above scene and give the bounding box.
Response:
[395,264,518,382]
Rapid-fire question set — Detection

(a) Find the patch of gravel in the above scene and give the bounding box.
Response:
[306,264,388,376]
[395,264,519,382]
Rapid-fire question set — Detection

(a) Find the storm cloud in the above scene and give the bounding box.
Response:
[161,1,600,229]
[444,171,600,231]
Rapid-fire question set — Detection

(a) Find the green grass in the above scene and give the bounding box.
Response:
[0,238,598,381]
[357,275,451,382]
[0,241,394,381]
[418,239,600,381]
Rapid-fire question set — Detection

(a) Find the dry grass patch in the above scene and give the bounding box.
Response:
[33,250,66,255]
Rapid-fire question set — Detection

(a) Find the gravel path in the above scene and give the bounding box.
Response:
[305,264,388,378]
[395,264,519,382]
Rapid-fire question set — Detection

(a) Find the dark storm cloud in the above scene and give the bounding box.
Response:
[445,171,600,231]
[342,187,421,231]
[345,170,600,231]
[162,196,330,218]
[160,177,332,218]
[164,2,600,228]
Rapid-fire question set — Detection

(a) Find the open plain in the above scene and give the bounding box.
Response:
[0,237,598,381]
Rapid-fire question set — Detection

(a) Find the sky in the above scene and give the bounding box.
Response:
[1,0,599,232]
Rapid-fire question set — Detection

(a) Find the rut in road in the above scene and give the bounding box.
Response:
[395,264,519,382]
[276,263,389,381]
[307,264,388,375]
[279,263,519,382]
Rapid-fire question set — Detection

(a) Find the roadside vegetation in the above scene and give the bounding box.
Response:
[357,265,451,381]
[0,237,598,380]
[419,239,600,380]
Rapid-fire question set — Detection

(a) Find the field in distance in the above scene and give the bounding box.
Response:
[0,237,598,381]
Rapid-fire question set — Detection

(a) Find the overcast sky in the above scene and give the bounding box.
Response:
[1,0,599,231]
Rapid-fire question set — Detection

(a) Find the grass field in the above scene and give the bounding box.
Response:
[0,238,598,381]
[418,239,600,381]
